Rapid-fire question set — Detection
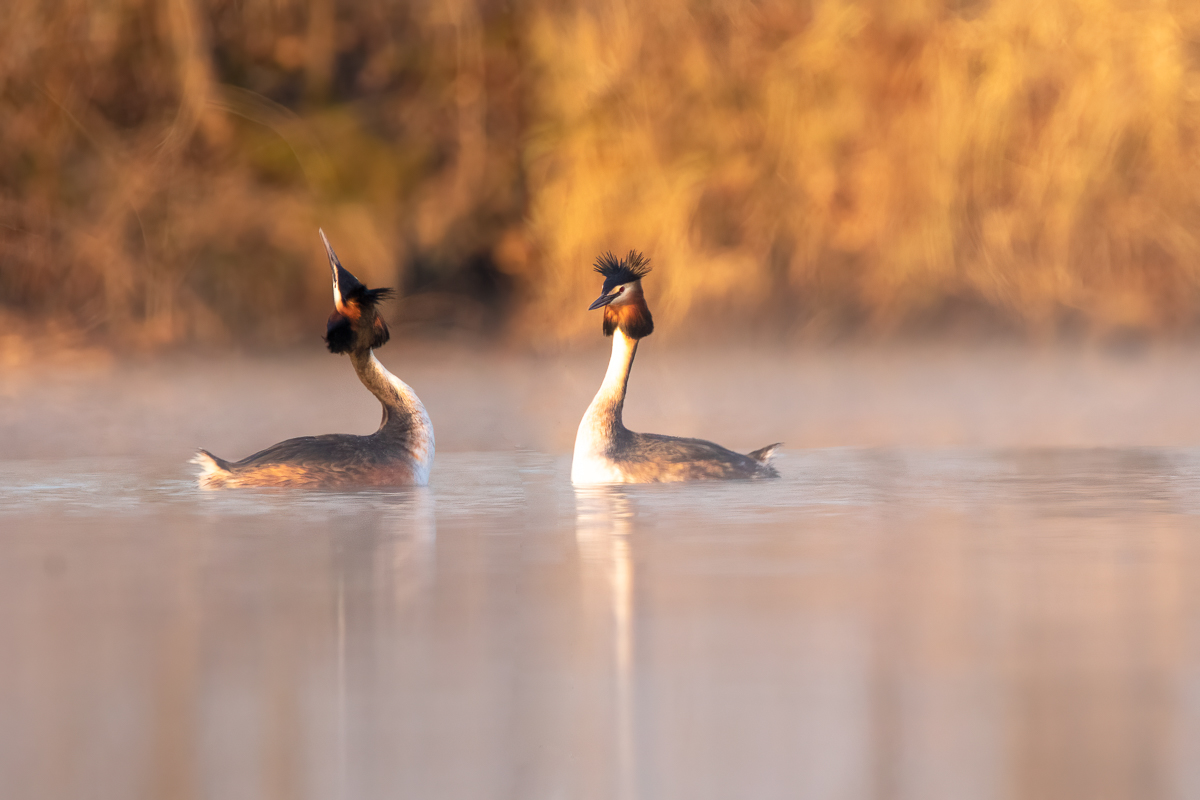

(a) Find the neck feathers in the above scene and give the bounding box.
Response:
[602,299,654,340]
[350,350,434,448]
[327,309,389,354]
[581,328,638,441]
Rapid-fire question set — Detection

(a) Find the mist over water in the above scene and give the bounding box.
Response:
[4,347,1200,799]
[10,0,1200,794]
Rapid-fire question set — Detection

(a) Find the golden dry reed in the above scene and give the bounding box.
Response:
[3,0,1200,347]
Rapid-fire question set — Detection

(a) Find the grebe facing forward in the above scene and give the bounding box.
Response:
[193,230,434,488]
[571,251,781,484]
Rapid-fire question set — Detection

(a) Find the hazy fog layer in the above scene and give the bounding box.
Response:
[2,343,1198,461]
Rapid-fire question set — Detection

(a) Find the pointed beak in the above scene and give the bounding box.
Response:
[588,292,618,311]
[320,228,362,311]
[320,228,342,301]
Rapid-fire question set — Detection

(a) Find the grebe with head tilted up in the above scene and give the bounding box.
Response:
[571,250,781,484]
[193,230,434,488]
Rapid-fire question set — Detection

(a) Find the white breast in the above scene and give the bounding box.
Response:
[571,418,628,484]
[571,452,629,484]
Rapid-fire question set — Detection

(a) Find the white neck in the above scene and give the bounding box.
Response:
[575,328,638,455]
[352,350,435,476]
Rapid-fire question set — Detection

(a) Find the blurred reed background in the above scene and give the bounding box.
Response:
[4,0,1200,350]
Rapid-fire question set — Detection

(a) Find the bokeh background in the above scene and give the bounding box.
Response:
[12,7,1200,800]
[7,0,1200,353]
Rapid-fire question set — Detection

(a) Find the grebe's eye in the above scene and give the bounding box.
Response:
[617,286,625,293]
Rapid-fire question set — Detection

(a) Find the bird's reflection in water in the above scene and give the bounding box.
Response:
[574,486,637,800]
[335,488,436,800]
[379,489,437,608]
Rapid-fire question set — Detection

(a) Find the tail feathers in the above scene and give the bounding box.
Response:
[747,442,783,465]
[191,449,232,485]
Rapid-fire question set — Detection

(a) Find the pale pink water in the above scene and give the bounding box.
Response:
[3,345,1200,800]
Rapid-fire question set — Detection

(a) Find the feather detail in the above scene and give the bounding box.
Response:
[603,299,654,339]
[747,443,782,465]
[594,250,651,294]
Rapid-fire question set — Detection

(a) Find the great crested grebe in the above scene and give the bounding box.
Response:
[571,250,781,484]
[193,230,434,488]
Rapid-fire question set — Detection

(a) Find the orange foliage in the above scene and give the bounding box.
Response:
[4,0,1200,346]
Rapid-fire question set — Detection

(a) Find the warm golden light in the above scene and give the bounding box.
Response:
[5,0,1200,349]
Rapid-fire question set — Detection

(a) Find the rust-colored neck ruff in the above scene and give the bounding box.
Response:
[602,299,654,340]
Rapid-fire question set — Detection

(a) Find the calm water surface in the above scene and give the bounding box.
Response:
[3,447,1200,800]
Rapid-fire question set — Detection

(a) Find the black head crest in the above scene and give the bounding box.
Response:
[594,250,651,294]
[320,228,394,353]
[356,286,396,310]
[322,228,395,311]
